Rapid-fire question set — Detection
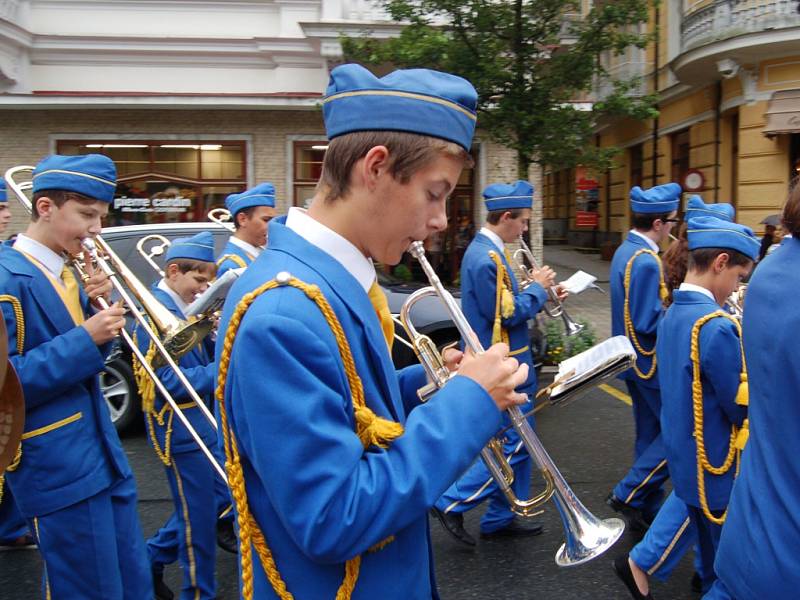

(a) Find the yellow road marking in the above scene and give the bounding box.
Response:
[599,383,632,406]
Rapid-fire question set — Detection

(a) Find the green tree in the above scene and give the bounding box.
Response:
[342,0,659,178]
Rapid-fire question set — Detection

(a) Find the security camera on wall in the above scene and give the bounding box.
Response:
[716,58,740,79]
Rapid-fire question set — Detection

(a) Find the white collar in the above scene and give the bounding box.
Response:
[479,226,505,253]
[630,229,660,253]
[13,233,66,281]
[285,207,376,293]
[679,282,715,302]
[229,236,262,258]
[157,278,189,318]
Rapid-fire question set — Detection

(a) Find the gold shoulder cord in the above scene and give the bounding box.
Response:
[690,311,749,525]
[216,254,248,269]
[488,251,514,345]
[216,275,404,600]
[623,250,668,380]
[0,295,25,501]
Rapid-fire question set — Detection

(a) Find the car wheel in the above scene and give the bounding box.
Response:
[101,357,140,434]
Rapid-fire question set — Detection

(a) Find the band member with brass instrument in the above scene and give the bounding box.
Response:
[132,231,232,600]
[711,184,800,599]
[216,183,277,277]
[613,203,742,600]
[431,181,556,545]
[215,63,530,599]
[0,154,151,598]
[607,183,681,532]
[656,216,756,596]
[0,178,36,553]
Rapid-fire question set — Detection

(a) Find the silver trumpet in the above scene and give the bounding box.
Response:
[401,241,624,566]
[725,284,747,320]
[512,236,584,337]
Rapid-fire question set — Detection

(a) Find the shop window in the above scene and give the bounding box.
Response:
[293,142,327,207]
[57,140,247,227]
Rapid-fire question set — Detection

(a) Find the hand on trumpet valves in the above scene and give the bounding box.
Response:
[80,249,113,307]
[553,284,569,302]
[82,300,126,345]
[458,342,530,411]
[530,265,557,289]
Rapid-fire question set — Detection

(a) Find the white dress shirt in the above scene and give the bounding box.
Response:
[479,226,505,253]
[229,236,262,259]
[678,282,715,302]
[13,233,67,285]
[630,229,660,253]
[285,207,376,293]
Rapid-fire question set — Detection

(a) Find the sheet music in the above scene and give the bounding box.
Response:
[560,270,599,295]
[554,336,635,391]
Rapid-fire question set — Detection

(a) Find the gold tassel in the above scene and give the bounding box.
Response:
[354,405,404,449]
[500,288,515,318]
[735,419,749,450]
[735,372,749,407]
[659,281,669,303]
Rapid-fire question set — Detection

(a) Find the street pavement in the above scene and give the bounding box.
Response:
[1,247,702,599]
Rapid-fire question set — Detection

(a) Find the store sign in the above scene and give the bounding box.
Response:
[576,211,599,228]
[114,196,192,213]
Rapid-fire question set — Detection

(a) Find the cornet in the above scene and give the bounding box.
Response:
[401,241,624,566]
[4,166,227,483]
[726,283,747,320]
[208,207,235,233]
[512,236,584,337]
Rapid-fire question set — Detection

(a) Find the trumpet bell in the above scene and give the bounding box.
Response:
[153,318,216,370]
[556,515,625,567]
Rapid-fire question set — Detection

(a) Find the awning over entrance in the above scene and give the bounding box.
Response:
[764,89,800,136]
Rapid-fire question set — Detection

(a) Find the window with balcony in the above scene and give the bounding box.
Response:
[57,140,247,227]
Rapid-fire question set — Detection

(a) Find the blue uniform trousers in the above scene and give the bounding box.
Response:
[630,491,703,581]
[613,380,668,518]
[0,486,29,543]
[435,417,532,534]
[688,506,724,595]
[148,450,217,600]
[32,475,151,599]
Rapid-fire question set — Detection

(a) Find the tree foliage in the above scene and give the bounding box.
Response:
[342,0,659,177]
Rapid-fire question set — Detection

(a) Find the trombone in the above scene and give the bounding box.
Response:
[512,236,584,337]
[4,166,227,483]
[401,241,624,566]
[208,207,235,233]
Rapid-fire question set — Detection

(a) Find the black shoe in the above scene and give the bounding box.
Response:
[479,518,544,539]
[152,568,174,600]
[690,571,703,593]
[430,507,476,547]
[612,555,654,600]
[217,518,238,554]
[606,493,651,534]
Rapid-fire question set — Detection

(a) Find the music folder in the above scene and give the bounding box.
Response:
[548,335,636,406]
[185,267,245,317]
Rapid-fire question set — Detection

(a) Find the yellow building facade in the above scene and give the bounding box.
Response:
[543,1,800,249]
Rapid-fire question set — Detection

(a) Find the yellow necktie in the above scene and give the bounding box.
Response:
[60,264,85,325]
[368,280,394,351]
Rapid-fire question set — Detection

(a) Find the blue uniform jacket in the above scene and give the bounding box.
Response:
[715,237,800,599]
[610,232,665,389]
[135,285,217,455]
[656,290,746,510]
[0,245,129,517]
[216,240,253,278]
[216,220,504,600]
[460,233,547,394]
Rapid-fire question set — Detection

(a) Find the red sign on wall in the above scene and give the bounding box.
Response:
[576,211,599,228]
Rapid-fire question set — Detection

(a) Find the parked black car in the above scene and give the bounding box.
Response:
[99,223,545,432]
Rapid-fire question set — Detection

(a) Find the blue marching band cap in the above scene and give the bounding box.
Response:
[483,180,534,212]
[0,180,6,203]
[687,216,760,261]
[685,195,735,223]
[225,182,276,216]
[32,154,117,203]
[166,231,216,264]
[630,182,682,214]
[322,63,478,152]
